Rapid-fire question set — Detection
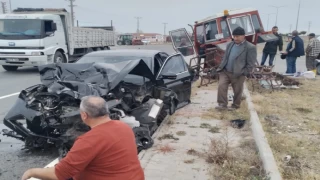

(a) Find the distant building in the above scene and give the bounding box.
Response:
[131,33,164,42]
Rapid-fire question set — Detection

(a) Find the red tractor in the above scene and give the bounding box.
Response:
[169,8,278,86]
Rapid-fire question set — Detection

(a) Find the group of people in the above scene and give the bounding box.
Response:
[261,26,320,74]
[215,26,320,110]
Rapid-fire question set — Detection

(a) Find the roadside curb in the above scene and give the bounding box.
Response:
[243,83,282,180]
[138,115,169,162]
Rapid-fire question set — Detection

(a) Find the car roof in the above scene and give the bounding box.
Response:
[84,49,163,57]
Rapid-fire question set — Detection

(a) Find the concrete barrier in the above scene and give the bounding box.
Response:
[243,83,282,180]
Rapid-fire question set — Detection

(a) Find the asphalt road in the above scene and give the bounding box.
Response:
[0,43,307,179]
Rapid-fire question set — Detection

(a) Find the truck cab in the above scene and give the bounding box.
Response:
[0,8,70,71]
[169,8,279,80]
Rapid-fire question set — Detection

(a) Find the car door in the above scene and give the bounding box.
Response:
[156,54,192,106]
[169,28,196,66]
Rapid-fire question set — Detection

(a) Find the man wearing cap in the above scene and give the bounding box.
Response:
[305,33,320,71]
[282,30,305,74]
[216,27,257,110]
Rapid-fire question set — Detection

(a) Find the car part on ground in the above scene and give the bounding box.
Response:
[2,60,182,158]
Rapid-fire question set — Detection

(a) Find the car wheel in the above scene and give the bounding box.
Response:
[317,64,320,75]
[2,65,18,71]
[54,51,66,63]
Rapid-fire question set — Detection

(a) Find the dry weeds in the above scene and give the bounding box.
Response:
[176,131,186,136]
[205,129,268,180]
[156,144,175,154]
[249,78,320,179]
[158,134,179,141]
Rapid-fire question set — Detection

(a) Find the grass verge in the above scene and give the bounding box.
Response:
[248,78,320,180]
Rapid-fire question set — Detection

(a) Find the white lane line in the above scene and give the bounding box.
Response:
[29,158,59,180]
[0,92,19,100]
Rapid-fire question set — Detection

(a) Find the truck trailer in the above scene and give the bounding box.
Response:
[0,8,115,71]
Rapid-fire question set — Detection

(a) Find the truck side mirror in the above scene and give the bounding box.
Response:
[51,22,57,31]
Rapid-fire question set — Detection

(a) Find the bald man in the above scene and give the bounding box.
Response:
[21,96,144,180]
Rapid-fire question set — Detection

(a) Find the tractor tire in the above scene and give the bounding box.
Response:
[54,51,66,63]
[117,41,123,45]
[2,65,18,71]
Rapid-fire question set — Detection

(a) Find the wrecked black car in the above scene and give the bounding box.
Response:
[2,50,193,158]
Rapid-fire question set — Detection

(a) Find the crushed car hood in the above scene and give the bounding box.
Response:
[38,59,155,99]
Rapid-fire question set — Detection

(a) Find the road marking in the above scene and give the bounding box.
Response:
[0,92,19,100]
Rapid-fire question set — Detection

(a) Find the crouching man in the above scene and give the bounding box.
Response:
[21,96,145,180]
[215,27,257,110]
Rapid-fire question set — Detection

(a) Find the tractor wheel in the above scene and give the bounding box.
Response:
[125,40,131,45]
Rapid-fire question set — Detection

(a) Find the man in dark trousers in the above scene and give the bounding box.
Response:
[282,30,305,74]
[261,26,283,66]
[215,27,257,110]
[305,33,320,71]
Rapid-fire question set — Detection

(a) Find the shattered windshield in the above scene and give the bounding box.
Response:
[0,19,43,39]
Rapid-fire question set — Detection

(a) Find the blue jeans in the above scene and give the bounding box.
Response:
[261,52,276,66]
[286,56,297,74]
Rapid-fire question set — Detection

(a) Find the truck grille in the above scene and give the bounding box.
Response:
[0,52,26,55]
[0,58,29,61]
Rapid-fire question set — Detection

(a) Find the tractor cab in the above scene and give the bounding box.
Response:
[169,8,279,86]
[117,34,133,45]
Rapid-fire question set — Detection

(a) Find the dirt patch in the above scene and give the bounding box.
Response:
[249,78,320,179]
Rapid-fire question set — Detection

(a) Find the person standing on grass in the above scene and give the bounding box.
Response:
[21,96,145,180]
[261,26,283,66]
[305,33,320,71]
[215,27,257,111]
[282,30,305,74]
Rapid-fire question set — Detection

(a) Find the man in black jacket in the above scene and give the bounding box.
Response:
[261,26,283,66]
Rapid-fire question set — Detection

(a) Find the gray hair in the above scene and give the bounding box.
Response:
[79,96,109,118]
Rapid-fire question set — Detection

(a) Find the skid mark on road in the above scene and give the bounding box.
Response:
[0,92,19,100]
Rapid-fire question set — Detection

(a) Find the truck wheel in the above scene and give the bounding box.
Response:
[2,65,18,71]
[125,40,131,45]
[54,51,66,63]
[103,46,110,50]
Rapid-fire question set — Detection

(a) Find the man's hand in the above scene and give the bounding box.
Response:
[21,169,33,180]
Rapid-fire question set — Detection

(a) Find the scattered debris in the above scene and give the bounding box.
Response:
[189,126,197,128]
[295,107,313,113]
[230,119,246,129]
[158,134,179,141]
[176,131,186,136]
[284,155,292,163]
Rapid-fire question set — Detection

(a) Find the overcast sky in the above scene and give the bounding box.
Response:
[6,0,319,34]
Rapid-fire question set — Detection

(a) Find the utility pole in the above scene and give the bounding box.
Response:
[8,0,11,12]
[163,23,167,42]
[308,21,311,33]
[135,17,142,34]
[295,0,301,30]
[270,5,285,26]
[66,0,76,27]
[265,13,275,30]
[1,1,7,14]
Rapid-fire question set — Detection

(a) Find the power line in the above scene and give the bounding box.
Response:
[66,0,76,27]
[135,17,142,34]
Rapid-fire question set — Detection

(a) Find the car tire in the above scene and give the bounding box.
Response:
[2,65,18,71]
[54,51,66,63]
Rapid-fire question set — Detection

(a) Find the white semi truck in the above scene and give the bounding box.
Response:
[0,8,115,71]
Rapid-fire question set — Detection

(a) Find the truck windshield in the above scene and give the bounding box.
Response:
[0,19,42,39]
[228,16,254,35]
